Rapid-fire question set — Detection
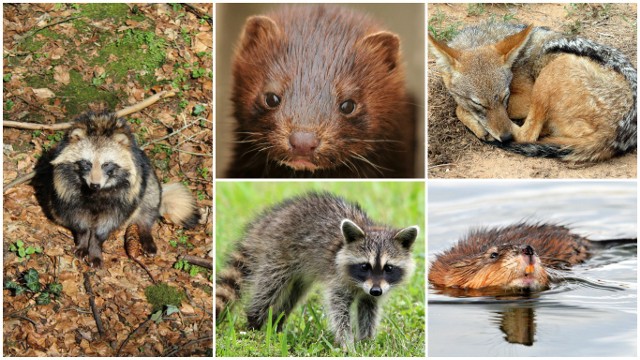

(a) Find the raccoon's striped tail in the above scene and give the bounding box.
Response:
[216,246,251,320]
[543,37,637,155]
[160,183,200,228]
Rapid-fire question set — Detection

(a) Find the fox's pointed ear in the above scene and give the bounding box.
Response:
[237,15,281,59]
[428,33,461,73]
[495,25,533,67]
[341,219,365,244]
[394,226,419,250]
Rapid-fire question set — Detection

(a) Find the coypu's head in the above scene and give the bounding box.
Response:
[440,243,549,291]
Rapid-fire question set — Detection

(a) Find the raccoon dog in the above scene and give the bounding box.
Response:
[216,192,419,347]
[48,111,199,267]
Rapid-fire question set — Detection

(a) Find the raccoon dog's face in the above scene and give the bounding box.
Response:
[337,219,418,297]
[50,119,138,196]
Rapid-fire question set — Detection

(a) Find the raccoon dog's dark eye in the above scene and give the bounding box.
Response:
[102,162,117,176]
[490,252,499,259]
[265,92,281,108]
[339,100,356,115]
[360,263,370,271]
[384,264,394,272]
[77,160,92,172]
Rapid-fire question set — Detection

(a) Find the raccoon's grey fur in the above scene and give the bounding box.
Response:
[48,111,199,267]
[216,192,418,347]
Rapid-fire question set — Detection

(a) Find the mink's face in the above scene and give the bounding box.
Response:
[231,6,407,175]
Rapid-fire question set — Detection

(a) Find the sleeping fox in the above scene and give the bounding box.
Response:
[429,22,636,163]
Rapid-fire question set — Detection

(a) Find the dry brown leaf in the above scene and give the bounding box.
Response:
[32,88,55,99]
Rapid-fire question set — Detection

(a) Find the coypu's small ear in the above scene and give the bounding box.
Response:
[238,16,281,58]
[394,226,419,250]
[359,31,401,72]
[341,219,365,244]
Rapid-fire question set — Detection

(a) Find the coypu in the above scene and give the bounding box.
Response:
[227,5,414,178]
[429,222,635,292]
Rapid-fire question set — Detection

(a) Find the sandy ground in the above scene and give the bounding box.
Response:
[427,3,637,179]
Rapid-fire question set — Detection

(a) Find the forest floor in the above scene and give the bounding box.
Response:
[3,3,213,356]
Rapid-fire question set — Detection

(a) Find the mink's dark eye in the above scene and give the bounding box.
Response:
[265,92,281,108]
[339,100,356,115]
[490,252,499,259]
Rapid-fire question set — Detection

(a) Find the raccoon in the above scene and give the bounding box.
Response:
[216,192,418,347]
[46,111,199,267]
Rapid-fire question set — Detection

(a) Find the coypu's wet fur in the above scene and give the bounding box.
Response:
[429,222,635,292]
[227,5,413,178]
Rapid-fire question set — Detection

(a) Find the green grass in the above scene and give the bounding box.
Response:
[216,182,425,356]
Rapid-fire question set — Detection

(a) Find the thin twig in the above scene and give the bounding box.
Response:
[83,272,105,337]
[8,314,37,327]
[140,119,200,150]
[182,255,212,270]
[16,16,81,43]
[181,4,212,25]
[115,91,175,118]
[3,171,36,191]
[117,318,152,356]
[163,336,213,357]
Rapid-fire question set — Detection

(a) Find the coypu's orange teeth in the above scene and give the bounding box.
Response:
[525,264,535,274]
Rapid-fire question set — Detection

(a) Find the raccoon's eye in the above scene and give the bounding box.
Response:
[489,252,499,259]
[264,92,281,108]
[77,160,92,172]
[384,264,394,272]
[359,263,371,271]
[339,100,356,115]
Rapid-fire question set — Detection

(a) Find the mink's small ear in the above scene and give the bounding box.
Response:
[358,31,401,72]
[394,226,419,250]
[341,219,365,244]
[237,15,281,58]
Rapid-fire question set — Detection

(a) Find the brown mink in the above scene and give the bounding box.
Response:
[429,223,635,292]
[227,5,413,178]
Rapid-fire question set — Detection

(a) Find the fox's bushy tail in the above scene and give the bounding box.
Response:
[160,183,200,228]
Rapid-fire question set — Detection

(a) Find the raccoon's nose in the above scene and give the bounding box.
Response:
[89,183,101,191]
[369,286,383,297]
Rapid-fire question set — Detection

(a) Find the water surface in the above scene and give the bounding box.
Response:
[428,180,637,357]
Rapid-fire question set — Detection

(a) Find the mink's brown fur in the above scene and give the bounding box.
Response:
[227,5,413,178]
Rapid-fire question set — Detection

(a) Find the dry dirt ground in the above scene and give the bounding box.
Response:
[427,3,637,179]
[3,4,213,356]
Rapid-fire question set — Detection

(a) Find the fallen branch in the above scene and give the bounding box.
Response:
[163,335,212,357]
[181,4,212,25]
[117,318,152,356]
[3,171,36,192]
[3,91,175,130]
[182,255,212,270]
[83,272,105,337]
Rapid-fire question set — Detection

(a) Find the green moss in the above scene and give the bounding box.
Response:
[144,283,184,313]
[77,3,132,21]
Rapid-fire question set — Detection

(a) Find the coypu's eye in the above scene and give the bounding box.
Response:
[360,263,370,271]
[384,264,394,272]
[489,252,499,259]
[339,100,356,115]
[264,93,281,108]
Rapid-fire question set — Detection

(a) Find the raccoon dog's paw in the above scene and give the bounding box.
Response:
[88,256,103,268]
[74,246,89,259]
[141,240,157,256]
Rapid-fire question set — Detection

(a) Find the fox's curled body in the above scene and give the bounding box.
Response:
[46,111,199,267]
[429,22,637,163]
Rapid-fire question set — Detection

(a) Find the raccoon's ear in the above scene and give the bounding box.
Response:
[394,226,419,250]
[341,219,365,244]
[113,133,130,147]
[68,128,86,143]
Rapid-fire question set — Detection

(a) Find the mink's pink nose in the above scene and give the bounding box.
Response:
[289,132,319,156]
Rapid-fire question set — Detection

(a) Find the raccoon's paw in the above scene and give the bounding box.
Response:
[74,247,89,259]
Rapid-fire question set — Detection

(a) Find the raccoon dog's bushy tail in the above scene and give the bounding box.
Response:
[216,245,251,319]
[160,183,200,228]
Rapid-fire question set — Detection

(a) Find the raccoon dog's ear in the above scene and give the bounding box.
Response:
[341,219,365,244]
[394,226,419,250]
[113,133,130,147]
[68,128,86,143]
